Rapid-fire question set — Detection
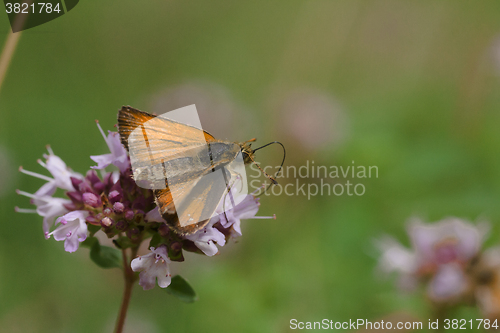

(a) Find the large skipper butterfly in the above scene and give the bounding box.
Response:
[117,106,283,235]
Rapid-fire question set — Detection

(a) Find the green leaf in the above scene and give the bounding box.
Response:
[87,224,101,235]
[90,240,122,269]
[113,236,135,249]
[80,236,98,248]
[165,275,198,303]
[149,233,162,248]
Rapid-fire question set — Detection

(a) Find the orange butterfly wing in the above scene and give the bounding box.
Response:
[118,105,220,189]
[118,106,216,150]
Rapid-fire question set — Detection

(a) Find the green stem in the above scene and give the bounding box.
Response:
[0,2,33,94]
[114,247,138,333]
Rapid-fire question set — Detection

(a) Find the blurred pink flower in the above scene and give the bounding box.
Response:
[275,88,348,151]
[376,217,489,302]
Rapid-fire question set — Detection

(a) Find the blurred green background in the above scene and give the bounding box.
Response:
[1,1,500,332]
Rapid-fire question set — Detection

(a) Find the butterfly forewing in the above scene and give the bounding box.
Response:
[127,107,211,187]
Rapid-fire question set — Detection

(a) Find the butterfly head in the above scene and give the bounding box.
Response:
[239,138,279,185]
[239,138,256,165]
[240,143,255,165]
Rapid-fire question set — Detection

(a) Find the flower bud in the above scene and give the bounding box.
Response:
[70,177,83,190]
[113,202,125,213]
[86,215,98,225]
[93,182,105,193]
[86,170,100,185]
[82,192,101,208]
[158,224,170,238]
[126,227,140,241]
[103,207,112,216]
[103,172,114,187]
[101,217,114,228]
[115,219,128,231]
[125,209,134,220]
[78,181,93,193]
[170,241,182,252]
[108,190,122,203]
[66,191,82,203]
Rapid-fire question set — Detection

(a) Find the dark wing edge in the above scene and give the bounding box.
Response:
[117,106,156,151]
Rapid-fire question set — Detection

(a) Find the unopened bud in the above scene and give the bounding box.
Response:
[158,224,170,238]
[108,190,122,203]
[170,242,182,252]
[66,191,82,203]
[113,202,125,213]
[126,227,140,241]
[70,177,83,190]
[125,209,134,220]
[82,192,101,208]
[101,217,114,228]
[93,182,105,192]
[134,210,144,219]
[86,215,98,224]
[115,219,128,231]
[85,170,100,184]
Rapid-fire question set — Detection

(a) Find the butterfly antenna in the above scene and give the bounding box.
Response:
[247,154,278,185]
[252,141,286,195]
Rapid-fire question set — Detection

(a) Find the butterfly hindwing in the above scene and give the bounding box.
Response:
[153,172,229,235]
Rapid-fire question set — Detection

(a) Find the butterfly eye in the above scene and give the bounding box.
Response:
[242,150,253,164]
